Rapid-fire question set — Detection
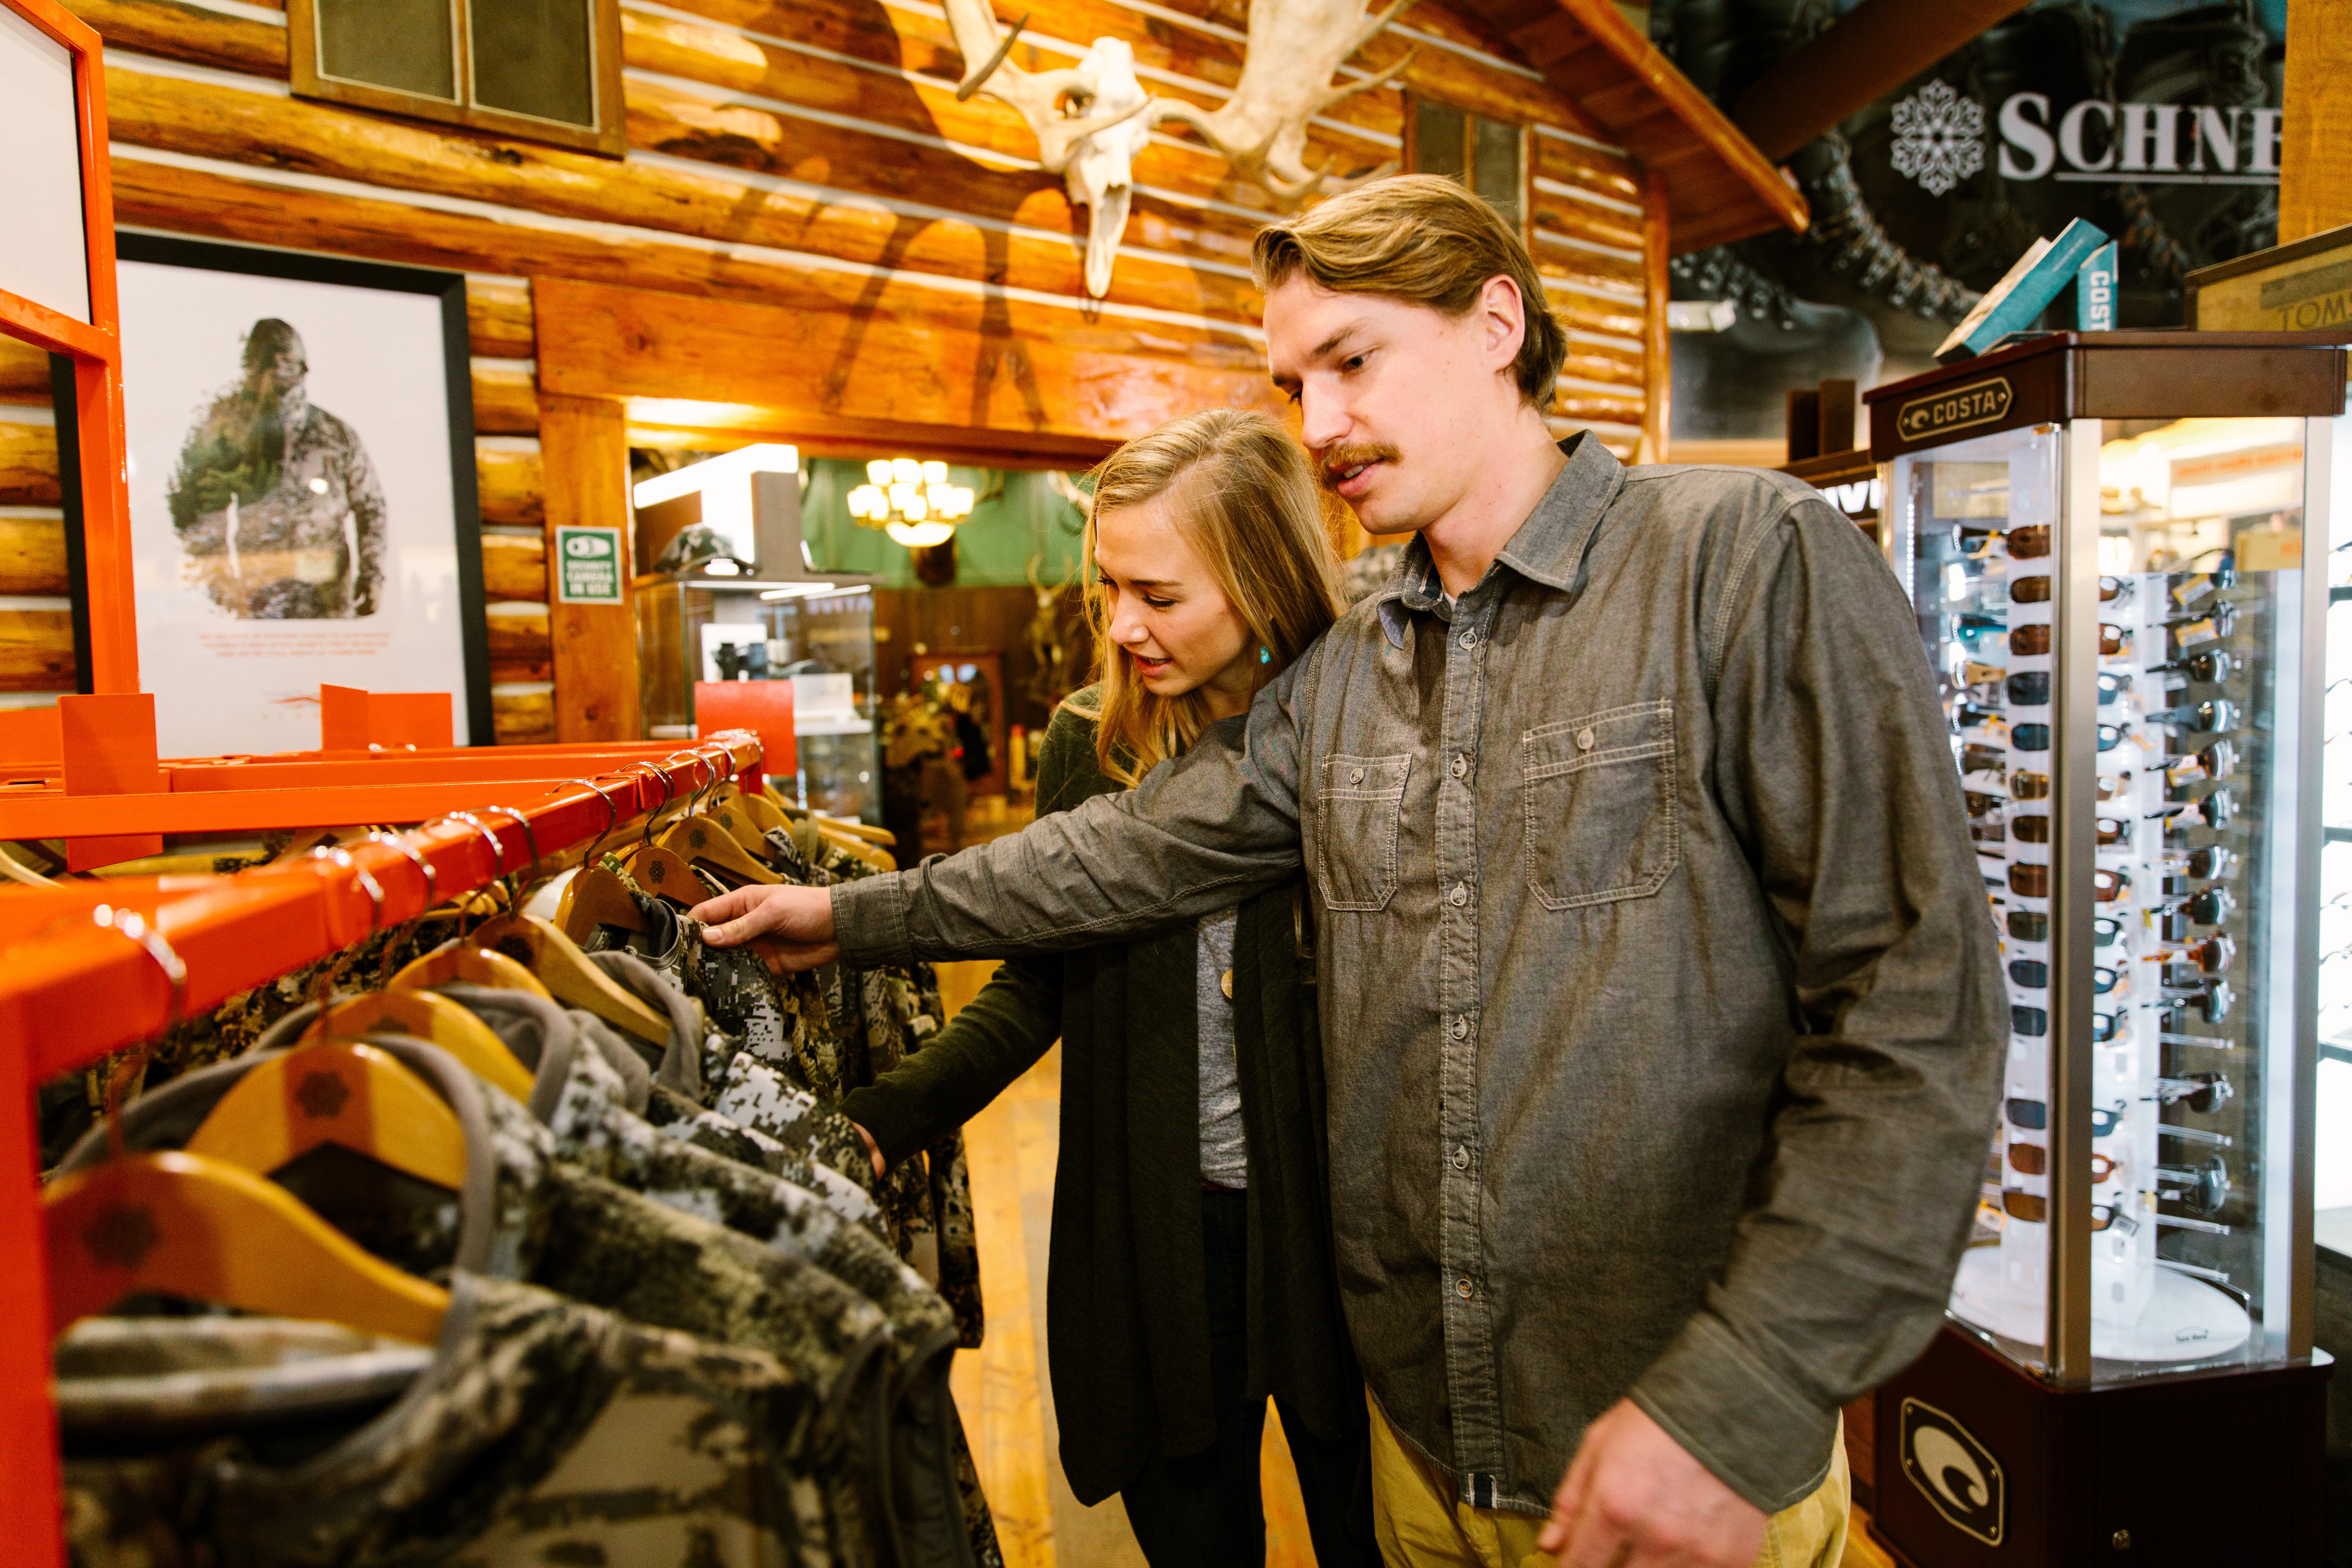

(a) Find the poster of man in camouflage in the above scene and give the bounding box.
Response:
[166,318,387,620]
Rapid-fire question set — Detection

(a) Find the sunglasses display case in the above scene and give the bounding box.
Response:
[1863,331,2346,1566]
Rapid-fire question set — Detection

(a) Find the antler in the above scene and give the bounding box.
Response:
[1149,0,1414,204]
[943,1,1153,172]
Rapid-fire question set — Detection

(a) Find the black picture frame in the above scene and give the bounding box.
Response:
[56,233,492,746]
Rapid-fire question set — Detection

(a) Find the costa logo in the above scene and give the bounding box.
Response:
[1897,378,2014,443]
[1899,1398,2005,1547]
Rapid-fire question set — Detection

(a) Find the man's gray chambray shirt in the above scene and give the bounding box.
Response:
[832,434,2005,1515]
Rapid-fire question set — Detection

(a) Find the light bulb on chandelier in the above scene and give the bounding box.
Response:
[853,457,974,550]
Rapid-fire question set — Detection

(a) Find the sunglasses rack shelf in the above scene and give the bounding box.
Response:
[1902,419,2303,1372]
[0,734,764,1568]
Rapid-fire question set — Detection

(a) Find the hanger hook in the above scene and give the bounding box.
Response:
[475,805,542,898]
[628,761,676,848]
[91,905,188,1162]
[306,844,386,1001]
[555,775,624,869]
[439,811,507,934]
[362,830,437,984]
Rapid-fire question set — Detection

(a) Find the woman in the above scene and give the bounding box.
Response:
[838,410,1374,1567]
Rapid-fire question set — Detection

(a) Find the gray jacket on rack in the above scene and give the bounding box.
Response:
[830,434,2008,1517]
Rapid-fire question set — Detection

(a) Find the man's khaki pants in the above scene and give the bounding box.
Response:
[1367,1392,1849,1568]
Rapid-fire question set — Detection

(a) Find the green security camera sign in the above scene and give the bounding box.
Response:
[554,526,624,604]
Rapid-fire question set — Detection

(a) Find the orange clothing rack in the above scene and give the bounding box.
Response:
[0,734,762,1564]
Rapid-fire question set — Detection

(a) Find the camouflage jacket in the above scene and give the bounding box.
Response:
[54,1035,891,1565]
[445,980,986,1568]
[62,1273,827,1568]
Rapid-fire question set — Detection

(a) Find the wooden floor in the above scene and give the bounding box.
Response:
[936,957,1898,1568]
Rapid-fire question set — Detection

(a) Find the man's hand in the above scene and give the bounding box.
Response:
[1538,1400,1768,1568]
[690,885,840,973]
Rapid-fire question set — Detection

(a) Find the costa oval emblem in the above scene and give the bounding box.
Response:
[1896,377,2014,443]
[1899,1397,2004,1546]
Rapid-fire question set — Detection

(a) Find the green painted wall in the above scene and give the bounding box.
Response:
[801,460,1088,589]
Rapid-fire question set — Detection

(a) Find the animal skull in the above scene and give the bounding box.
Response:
[1059,39,1156,300]
[942,0,1411,299]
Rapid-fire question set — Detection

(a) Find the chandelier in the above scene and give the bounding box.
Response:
[847,459,975,548]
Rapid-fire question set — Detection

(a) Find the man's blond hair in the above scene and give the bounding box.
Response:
[1250,174,1568,407]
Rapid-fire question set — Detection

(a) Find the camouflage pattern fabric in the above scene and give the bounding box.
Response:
[54,1035,889,1565]
[61,1274,830,1568]
[519,1000,986,1568]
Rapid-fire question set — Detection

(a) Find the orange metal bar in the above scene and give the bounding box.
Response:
[0,735,755,1568]
[2,4,131,1557]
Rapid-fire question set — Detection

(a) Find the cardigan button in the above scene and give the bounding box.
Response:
[1576,727,1596,750]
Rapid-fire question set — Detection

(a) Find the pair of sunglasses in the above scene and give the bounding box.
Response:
[2004,911,2122,945]
[2007,1142,2119,1181]
[2008,624,2131,658]
[2000,671,2132,708]
[2169,605,2239,651]
[2151,699,2236,735]
[2162,935,2235,975]
[2173,979,2234,1024]
[2010,816,2129,847]
[2008,1005,2126,1040]
[2007,1097,2124,1135]
[2008,576,2131,605]
[2166,740,2238,784]
[2008,960,2121,993]
[2176,845,2235,881]
[2000,1190,2122,1229]
[2158,650,2233,683]
[2013,866,2137,902]
[2166,887,2238,927]
[2013,723,2128,753]
[1962,743,2007,776]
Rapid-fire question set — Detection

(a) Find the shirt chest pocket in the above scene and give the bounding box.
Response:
[1520,701,1679,910]
[1316,753,1410,912]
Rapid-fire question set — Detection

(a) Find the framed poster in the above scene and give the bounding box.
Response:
[58,234,491,753]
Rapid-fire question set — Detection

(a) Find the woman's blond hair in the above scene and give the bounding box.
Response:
[1077,409,1343,787]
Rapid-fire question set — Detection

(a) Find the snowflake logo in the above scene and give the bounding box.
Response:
[1891,80,1985,196]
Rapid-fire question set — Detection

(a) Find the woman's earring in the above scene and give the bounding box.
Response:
[1259,646,1271,665]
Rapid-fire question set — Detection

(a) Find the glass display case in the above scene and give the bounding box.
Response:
[637,573,882,822]
[1863,332,2343,1567]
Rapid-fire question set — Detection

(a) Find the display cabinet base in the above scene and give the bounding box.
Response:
[1868,1321,2328,1566]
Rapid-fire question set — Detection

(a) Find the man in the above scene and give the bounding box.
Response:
[697,176,2004,1568]
[167,318,386,619]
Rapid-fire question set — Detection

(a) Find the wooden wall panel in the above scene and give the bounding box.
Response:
[0,517,69,597]
[0,610,76,692]
[538,396,639,741]
[0,339,48,406]
[0,422,60,509]
[476,447,546,527]
[466,280,536,358]
[481,533,549,601]
[535,278,1285,465]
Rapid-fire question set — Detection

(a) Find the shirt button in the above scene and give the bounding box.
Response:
[1576,727,1596,750]
[1457,1277,1476,1298]
[1450,753,1468,779]
[1459,630,1477,650]
[1348,766,1364,785]
[1450,1015,1470,1040]
[1449,882,1468,907]
[1452,1145,1470,1171]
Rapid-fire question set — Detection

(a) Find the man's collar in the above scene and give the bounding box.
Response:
[1372,433,1625,648]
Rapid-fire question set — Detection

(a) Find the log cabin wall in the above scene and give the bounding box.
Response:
[0,0,1798,744]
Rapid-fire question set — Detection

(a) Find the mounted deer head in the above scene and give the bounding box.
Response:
[943,1,1415,299]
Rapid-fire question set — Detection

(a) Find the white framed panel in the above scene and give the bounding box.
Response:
[0,6,90,323]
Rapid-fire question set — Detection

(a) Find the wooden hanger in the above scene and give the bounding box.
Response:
[618,842,707,904]
[696,786,774,856]
[296,989,538,1103]
[722,784,790,838]
[46,1149,449,1345]
[470,911,671,1048]
[0,842,58,887]
[389,941,554,1000]
[558,863,654,944]
[653,816,781,887]
[801,808,897,849]
[186,1041,468,1191]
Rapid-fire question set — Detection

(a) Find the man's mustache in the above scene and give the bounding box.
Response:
[1317,443,1400,490]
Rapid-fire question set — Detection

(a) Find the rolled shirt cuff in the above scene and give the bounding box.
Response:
[1624,1311,1836,1515]
[831,875,914,967]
